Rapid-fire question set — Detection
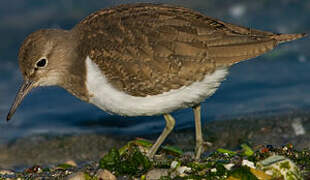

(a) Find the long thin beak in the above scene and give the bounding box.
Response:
[7,80,35,121]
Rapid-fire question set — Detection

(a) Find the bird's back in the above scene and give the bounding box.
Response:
[74,3,306,97]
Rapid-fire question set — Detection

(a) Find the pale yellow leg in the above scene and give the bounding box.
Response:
[193,104,204,160]
[147,114,175,158]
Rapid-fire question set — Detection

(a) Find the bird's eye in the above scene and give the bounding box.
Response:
[36,58,47,68]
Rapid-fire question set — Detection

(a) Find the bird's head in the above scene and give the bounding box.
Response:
[7,29,77,120]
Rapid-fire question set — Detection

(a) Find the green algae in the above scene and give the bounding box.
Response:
[0,143,309,179]
[99,148,121,172]
[241,144,254,157]
[84,173,98,180]
[56,163,75,170]
[99,146,151,176]
[216,148,237,155]
[230,166,258,180]
[280,161,291,169]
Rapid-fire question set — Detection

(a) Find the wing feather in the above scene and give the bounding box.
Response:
[75,3,292,96]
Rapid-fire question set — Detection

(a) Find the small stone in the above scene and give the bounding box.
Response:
[224,163,235,170]
[170,161,179,169]
[0,169,14,175]
[96,169,116,180]
[260,147,269,153]
[65,160,78,167]
[25,165,43,174]
[259,155,286,166]
[249,168,272,180]
[242,160,255,169]
[210,168,217,173]
[66,172,86,180]
[178,166,191,173]
[146,169,168,180]
[176,166,191,177]
[65,170,71,175]
[257,155,302,179]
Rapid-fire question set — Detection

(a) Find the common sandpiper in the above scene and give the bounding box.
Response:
[6,3,307,160]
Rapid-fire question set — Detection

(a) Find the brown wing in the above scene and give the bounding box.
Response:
[75,3,304,96]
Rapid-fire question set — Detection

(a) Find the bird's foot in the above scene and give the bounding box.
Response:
[195,140,212,160]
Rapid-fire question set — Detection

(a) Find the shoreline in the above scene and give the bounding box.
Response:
[0,111,309,170]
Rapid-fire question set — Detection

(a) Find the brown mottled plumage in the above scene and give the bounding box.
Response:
[71,3,305,97]
[7,3,306,159]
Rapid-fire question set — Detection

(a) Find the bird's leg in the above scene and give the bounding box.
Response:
[147,113,175,158]
[193,104,204,160]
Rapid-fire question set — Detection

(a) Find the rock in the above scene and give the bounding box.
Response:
[176,166,191,177]
[224,163,235,170]
[146,169,169,180]
[25,165,43,174]
[210,168,217,173]
[67,172,86,180]
[170,161,180,169]
[250,168,272,180]
[0,169,14,175]
[96,169,116,180]
[242,160,255,169]
[257,155,302,179]
[65,160,78,167]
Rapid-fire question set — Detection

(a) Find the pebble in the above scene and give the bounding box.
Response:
[65,160,78,167]
[96,169,116,180]
[146,169,169,180]
[210,168,217,173]
[257,155,302,179]
[0,169,14,175]
[242,160,255,169]
[170,161,179,169]
[66,172,86,180]
[177,166,191,174]
[224,163,235,170]
[176,166,191,177]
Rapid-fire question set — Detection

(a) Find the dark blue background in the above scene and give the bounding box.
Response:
[0,0,309,142]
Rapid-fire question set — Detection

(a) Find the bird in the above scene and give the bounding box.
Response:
[6,3,306,160]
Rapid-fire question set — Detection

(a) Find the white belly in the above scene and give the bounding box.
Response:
[85,56,228,116]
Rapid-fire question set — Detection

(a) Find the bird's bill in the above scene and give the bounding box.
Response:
[6,80,35,121]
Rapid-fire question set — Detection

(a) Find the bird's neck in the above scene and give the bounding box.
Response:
[58,30,90,102]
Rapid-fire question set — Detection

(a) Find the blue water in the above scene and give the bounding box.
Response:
[0,0,309,143]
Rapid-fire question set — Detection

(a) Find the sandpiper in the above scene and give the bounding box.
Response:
[6,3,306,159]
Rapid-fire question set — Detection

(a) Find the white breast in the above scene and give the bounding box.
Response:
[85,56,228,116]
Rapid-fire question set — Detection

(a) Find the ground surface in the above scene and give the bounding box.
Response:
[0,111,309,171]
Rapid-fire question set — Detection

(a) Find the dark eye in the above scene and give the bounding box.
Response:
[36,58,47,67]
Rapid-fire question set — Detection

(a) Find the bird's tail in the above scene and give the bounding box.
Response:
[210,32,307,66]
[272,33,308,43]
